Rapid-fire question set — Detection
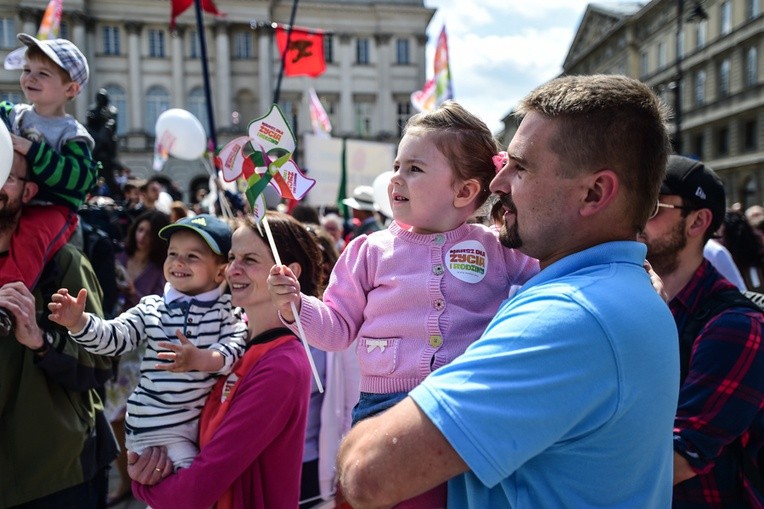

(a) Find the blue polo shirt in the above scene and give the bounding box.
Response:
[411,241,679,508]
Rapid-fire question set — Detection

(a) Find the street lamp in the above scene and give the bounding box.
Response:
[674,0,708,155]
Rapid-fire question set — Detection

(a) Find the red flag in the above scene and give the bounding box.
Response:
[170,0,222,30]
[275,25,326,78]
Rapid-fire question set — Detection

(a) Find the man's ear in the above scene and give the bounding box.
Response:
[453,179,482,210]
[686,208,714,239]
[579,169,618,217]
[21,180,38,204]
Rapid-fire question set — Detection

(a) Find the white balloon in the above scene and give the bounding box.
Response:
[372,170,394,219]
[155,109,207,161]
[0,121,11,188]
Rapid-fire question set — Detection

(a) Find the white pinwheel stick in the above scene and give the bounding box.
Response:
[262,215,324,393]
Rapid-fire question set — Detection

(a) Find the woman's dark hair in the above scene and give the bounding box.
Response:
[240,212,323,298]
[124,210,171,267]
[721,210,764,269]
[304,223,340,294]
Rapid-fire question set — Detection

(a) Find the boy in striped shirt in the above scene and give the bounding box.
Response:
[49,214,248,470]
[0,33,97,335]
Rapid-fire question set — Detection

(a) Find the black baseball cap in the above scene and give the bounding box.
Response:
[158,214,232,256]
[660,155,726,233]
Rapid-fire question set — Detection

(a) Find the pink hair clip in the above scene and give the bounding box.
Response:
[492,151,508,172]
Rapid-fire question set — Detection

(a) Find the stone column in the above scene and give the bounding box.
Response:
[375,33,393,134]
[125,22,144,132]
[338,33,353,134]
[257,25,273,114]
[70,12,89,121]
[215,21,231,130]
[172,27,186,108]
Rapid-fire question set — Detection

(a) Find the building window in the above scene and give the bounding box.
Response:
[693,133,705,159]
[746,47,758,86]
[396,38,410,65]
[233,31,252,59]
[746,0,760,19]
[717,127,730,156]
[658,40,667,69]
[719,58,731,97]
[324,34,334,64]
[146,86,170,136]
[640,51,649,77]
[356,38,370,64]
[148,29,165,58]
[696,20,707,49]
[720,1,732,35]
[103,85,128,136]
[354,101,373,137]
[396,101,411,137]
[743,119,758,151]
[103,26,121,55]
[0,18,15,49]
[187,88,210,135]
[694,69,706,106]
[189,30,200,59]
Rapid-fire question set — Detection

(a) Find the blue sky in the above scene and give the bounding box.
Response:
[423,0,594,133]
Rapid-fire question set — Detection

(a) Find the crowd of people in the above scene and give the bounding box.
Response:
[0,31,762,509]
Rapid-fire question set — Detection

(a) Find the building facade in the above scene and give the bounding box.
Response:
[0,0,433,200]
[502,0,763,208]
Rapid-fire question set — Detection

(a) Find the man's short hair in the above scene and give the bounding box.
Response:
[516,74,671,232]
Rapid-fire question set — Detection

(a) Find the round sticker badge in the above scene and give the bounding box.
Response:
[446,240,488,283]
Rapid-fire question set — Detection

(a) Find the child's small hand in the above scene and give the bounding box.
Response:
[157,329,223,372]
[10,134,31,156]
[48,288,89,332]
[267,264,302,322]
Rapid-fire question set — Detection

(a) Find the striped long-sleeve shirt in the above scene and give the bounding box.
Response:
[1,101,97,209]
[70,289,248,436]
[672,260,764,508]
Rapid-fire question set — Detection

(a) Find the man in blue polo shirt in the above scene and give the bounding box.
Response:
[337,75,679,508]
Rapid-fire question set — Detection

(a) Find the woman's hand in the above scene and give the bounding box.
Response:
[127,447,173,485]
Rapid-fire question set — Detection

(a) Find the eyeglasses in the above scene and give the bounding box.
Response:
[4,174,29,186]
[649,201,696,219]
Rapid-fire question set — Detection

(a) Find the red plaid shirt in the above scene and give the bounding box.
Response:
[672,260,764,508]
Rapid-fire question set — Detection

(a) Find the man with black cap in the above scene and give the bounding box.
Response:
[641,155,764,508]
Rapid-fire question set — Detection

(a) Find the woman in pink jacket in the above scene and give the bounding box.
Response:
[128,212,322,509]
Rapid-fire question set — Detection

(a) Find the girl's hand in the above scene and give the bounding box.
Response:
[48,288,89,332]
[127,447,173,485]
[267,264,302,322]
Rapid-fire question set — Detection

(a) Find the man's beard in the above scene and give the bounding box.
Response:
[0,194,22,234]
[494,193,522,249]
[645,217,687,276]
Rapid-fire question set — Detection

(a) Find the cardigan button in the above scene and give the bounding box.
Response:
[429,335,443,348]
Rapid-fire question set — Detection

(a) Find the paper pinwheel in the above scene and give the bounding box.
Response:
[217,104,316,221]
[216,104,323,392]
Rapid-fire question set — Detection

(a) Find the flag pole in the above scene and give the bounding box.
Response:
[192,0,217,152]
[272,0,300,104]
